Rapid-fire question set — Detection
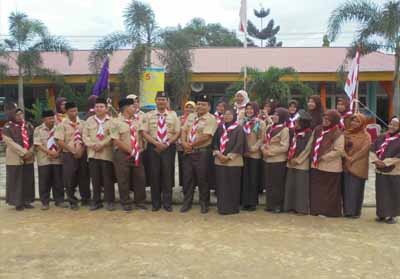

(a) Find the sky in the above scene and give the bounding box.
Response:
[0,0,388,49]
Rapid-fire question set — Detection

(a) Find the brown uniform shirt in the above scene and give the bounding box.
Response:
[311,134,345,173]
[110,115,145,152]
[142,109,180,143]
[262,127,290,163]
[3,121,35,166]
[34,123,62,166]
[241,119,266,159]
[82,115,113,161]
[183,112,217,148]
[54,118,85,152]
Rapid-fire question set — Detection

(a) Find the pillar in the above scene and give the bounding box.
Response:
[320,81,327,110]
[379,81,393,119]
[366,81,377,116]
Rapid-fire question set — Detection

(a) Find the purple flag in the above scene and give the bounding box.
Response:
[92,59,109,96]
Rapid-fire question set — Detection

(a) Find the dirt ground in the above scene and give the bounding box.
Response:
[0,204,399,279]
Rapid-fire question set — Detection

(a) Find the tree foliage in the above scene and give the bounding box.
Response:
[247,7,282,47]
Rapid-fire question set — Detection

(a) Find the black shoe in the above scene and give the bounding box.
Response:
[386,217,397,224]
[135,204,148,211]
[24,203,34,209]
[164,206,173,212]
[152,207,161,212]
[180,205,192,213]
[16,206,24,211]
[41,204,50,211]
[375,217,386,223]
[200,204,209,214]
[70,204,79,210]
[90,204,103,211]
[81,200,90,207]
[55,202,69,208]
[122,205,133,212]
[105,203,116,211]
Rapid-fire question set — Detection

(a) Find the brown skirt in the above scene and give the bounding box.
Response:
[310,169,342,217]
[376,174,400,218]
[6,164,35,207]
[284,168,310,214]
[343,172,366,217]
[216,165,242,214]
[264,162,287,211]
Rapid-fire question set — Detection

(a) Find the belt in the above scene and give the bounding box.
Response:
[192,147,211,153]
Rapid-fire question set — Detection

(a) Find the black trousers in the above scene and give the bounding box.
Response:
[62,152,91,205]
[89,159,115,205]
[182,150,210,207]
[147,144,174,209]
[38,164,64,205]
[113,150,146,206]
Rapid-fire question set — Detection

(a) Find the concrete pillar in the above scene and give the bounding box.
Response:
[367,81,377,115]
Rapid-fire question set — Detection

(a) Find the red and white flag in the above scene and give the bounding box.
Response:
[344,51,360,111]
[239,0,247,33]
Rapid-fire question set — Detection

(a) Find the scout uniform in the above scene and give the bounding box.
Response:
[181,95,217,213]
[110,98,147,211]
[33,110,65,208]
[3,108,35,210]
[82,98,115,210]
[54,102,91,208]
[142,91,180,211]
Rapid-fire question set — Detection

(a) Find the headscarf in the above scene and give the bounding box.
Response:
[184,101,196,110]
[244,102,260,119]
[323,109,341,128]
[288,99,299,116]
[55,97,67,113]
[223,106,238,128]
[234,90,249,107]
[243,102,261,134]
[275,107,290,125]
[264,99,278,115]
[308,95,323,130]
[265,107,289,141]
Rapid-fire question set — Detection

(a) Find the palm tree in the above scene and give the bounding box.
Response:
[0,12,73,109]
[327,0,400,115]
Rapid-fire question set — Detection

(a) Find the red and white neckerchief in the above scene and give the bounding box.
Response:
[312,126,337,167]
[94,115,110,140]
[181,114,189,126]
[125,119,140,166]
[189,117,200,144]
[339,111,353,129]
[376,132,400,160]
[243,118,256,135]
[264,123,286,145]
[288,128,311,160]
[19,121,30,150]
[235,104,246,115]
[214,112,223,126]
[156,112,168,144]
[288,113,300,129]
[70,121,83,147]
[46,127,57,151]
[219,121,240,154]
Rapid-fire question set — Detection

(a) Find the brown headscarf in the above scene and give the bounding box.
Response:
[266,107,289,138]
[2,107,34,148]
[308,95,323,130]
[344,113,371,179]
[56,97,67,113]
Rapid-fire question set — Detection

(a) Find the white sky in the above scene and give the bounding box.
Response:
[0,0,388,49]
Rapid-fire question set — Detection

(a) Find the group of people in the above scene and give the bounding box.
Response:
[3,90,400,224]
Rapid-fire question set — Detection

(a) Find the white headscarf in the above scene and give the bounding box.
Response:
[235,90,249,107]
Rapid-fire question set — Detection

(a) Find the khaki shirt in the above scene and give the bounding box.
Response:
[143,110,180,142]
[286,134,313,171]
[370,152,400,176]
[311,134,345,173]
[3,122,35,166]
[82,115,113,161]
[110,115,145,152]
[54,118,85,152]
[34,123,62,166]
[242,119,266,159]
[183,112,217,148]
[262,127,290,163]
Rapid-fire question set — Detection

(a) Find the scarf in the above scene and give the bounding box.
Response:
[243,117,260,135]
[340,111,353,129]
[264,123,286,145]
[125,119,140,166]
[69,121,83,147]
[189,117,200,144]
[94,115,110,140]
[47,127,57,151]
[18,121,30,150]
[288,113,300,129]
[156,113,168,144]
[288,128,312,160]
[312,125,338,167]
[376,133,400,160]
[220,121,240,154]
[214,111,223,126]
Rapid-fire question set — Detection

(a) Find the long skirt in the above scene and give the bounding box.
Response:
[376,173,400,218]
[241,157,261,207]
[343,172,366,217]
[208,152,216,190]
[310,169,342,217]
[264,162,287,211]
[284,168,310,214]
[6,164,35,207]
[216,165,242,214]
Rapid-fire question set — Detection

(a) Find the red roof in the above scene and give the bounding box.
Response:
[0,47,395,76]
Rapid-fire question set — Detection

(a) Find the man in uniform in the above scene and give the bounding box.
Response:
[34,110,68,210]
[82,98,115,211]
[111,98,147,212]
[55,101,91,210]
[141,91,180,212]
[180,95,217,213]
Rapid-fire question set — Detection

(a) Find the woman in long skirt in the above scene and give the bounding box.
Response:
[213,107,247,215]
[3,107,35,211]
[343,113,371,218]
[261,107,290,213]
[284,110,313,214]
[371,116,400,224]
[310,110,344,217]
[241,102,266,211]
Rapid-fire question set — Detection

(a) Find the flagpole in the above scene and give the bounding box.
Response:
[244,32,247,91]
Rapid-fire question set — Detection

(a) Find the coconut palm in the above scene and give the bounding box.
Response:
[0,12,73,109]
[327,0,400,115]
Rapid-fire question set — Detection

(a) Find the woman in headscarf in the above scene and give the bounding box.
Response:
[233,90,249,121]
[55,97,67,124]
[310,109,344,217]
[284,110,313,215]
[371,116,400,224]
[241,102,266,211]
[343,113,371,218]
[2,106,35,211]
[214,99,227,127]
[307,95,324,130]
[287,99,300,130]
[212,107,247,215]
[259,98,278,126]
[336,97,353,130]
[261,107,290,213]
[177,101,196,189]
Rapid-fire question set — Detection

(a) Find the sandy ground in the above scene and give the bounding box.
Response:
[0,204,399,279]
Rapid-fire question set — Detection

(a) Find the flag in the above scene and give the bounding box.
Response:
[92,59,109,96]
[344,51,360,110]
[239,0,247,33]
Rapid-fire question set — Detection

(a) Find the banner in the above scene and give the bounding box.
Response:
[140,67,165,110]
